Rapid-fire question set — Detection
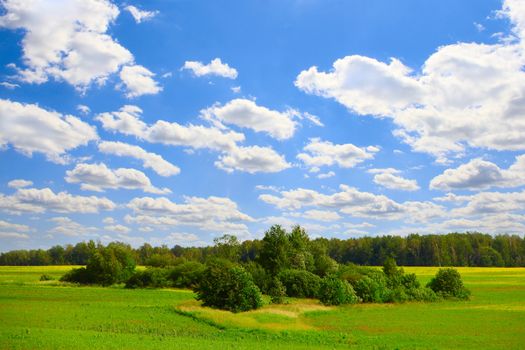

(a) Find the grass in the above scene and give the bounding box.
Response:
[1,266,524,349]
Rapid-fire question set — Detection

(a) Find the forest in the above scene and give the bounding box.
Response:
[1,229,524,267]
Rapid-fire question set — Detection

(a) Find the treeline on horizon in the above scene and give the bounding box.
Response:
[2,230,524,267]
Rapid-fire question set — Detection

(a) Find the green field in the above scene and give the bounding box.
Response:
[1,266,524,349]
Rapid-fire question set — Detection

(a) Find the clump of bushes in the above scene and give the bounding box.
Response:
[125,268,170,289]
[61,243,136,286]
[268,277,286,304]
[125,261,206,289]
[277,269,321,298]
[318,275,359,306]
[194,259,263,312]
[39,274,54,281]
[427,268,470,300]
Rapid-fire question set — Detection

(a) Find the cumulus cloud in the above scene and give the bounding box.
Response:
[0,99,98,163]
[259,184,445,222]
[295,0,525,163]
[297,138,378,171]
[104,224,130,233]
[317,171,335,179]
[0,219,30,232]
[96,105,290,174]
[98,141,180,177]
[48,217,98,237]
[182,58,238,79]
[201,99,299,140]
[430,156,525,191]
[300,209,342,222]
[65,163,171,194]
[0,0,135,89]
[124,5,158,23]
[368,168,420,191]
[127,195,253,234]
[0,187,115,214]
[118,65,162,98]
[215,145,291,174]
[7,179,33,189]
[0,232,29,239]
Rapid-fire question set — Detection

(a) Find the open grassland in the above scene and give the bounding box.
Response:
[1,266,524,349]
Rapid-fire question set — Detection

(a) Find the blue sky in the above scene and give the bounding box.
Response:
[1,0,524,251]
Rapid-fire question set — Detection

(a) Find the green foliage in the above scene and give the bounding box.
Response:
[258,225,291,274]
[60,243,136,286]
[244,261,271,293]
[277,269,321,298]
[427,268,471,300]
[318,275,359,306]
[168,261,206,288]
[39,274,54,281]
[195,259,263,312]
[125,268,170,289]
[214,234,241,262]
[353,275,389,303]
[145,253,177,267]
[268,277,287,304]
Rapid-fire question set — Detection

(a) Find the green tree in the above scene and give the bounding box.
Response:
[258,225,290,274]
[318,275,359,306]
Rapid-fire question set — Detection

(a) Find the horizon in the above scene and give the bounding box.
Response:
[2,0,525,252]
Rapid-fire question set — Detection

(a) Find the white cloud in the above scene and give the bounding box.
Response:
[102,217,115,224]
[0,82,19,89]
[0,0,134,89]
[118,65,162,98]
[0,232,29,239]
[7,179,33,189]
[215,145,291,174]
[297,138,378,171]
[65,162,171,194]
[0,187,115,214]
[127,195,253,234]
[48,217,98,237]
[0,99,98,163]
[182,58,238,79]
[430,156,525,191]
[77,104,90,114]
[104,224,130,233]
[96,105,290,174]
[368,168,420,191]
[98,141,180,177]
[231,86,241,93]
[295,0,525,163]
[317,171,335,179]
[124,5,158,23]
[201,99,298,140]
[301,209,341,222]
[259,184,445,222]
[0,219,30,232]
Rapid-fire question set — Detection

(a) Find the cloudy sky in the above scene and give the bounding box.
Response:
[1,0,525,251]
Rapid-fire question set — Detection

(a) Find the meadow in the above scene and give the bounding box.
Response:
[0,266,524,349]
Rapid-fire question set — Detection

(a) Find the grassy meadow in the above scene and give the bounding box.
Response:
[1,266,524,349]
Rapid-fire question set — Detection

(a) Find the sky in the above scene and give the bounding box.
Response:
[1,0,525,251]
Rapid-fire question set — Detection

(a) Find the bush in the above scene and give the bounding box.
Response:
[168,261,206,288]
[244,261,271,293]
[405,286,439,302]
[39,274,54,281]
[318,275,359,306]
[60,244,136,286]
[125,268,170,289]
[353,275,390,303]
[194,259,263,312]
[268,277,286,304]
[427,268,470,300]
[145,253,177,267]
[278,269,321,298]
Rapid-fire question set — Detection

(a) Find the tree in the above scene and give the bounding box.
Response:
[214,234,241,262]
[194,259,262,312]
[427,268,470,300]
[318,275,359,306]
[258,225,290,274]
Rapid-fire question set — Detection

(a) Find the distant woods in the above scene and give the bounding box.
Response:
[1,230,524,267]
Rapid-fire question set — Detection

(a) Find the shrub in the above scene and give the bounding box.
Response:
[268,277,286,304]
[353,275,390,303]
[194,259,263,312]
[383,257,404,288]
[39,274,54,281]
[145,253,177,267]
[405,287,439,302]
[318,275,359,306]
[168,261,206,288]
[427,268,470,300]
[244,261,271,293]
[60,244,136,286]
[278,269,321,298]
[125,268,170,289]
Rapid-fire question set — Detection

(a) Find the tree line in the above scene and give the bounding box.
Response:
[1,231,524,267]
[55,225,470,312]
